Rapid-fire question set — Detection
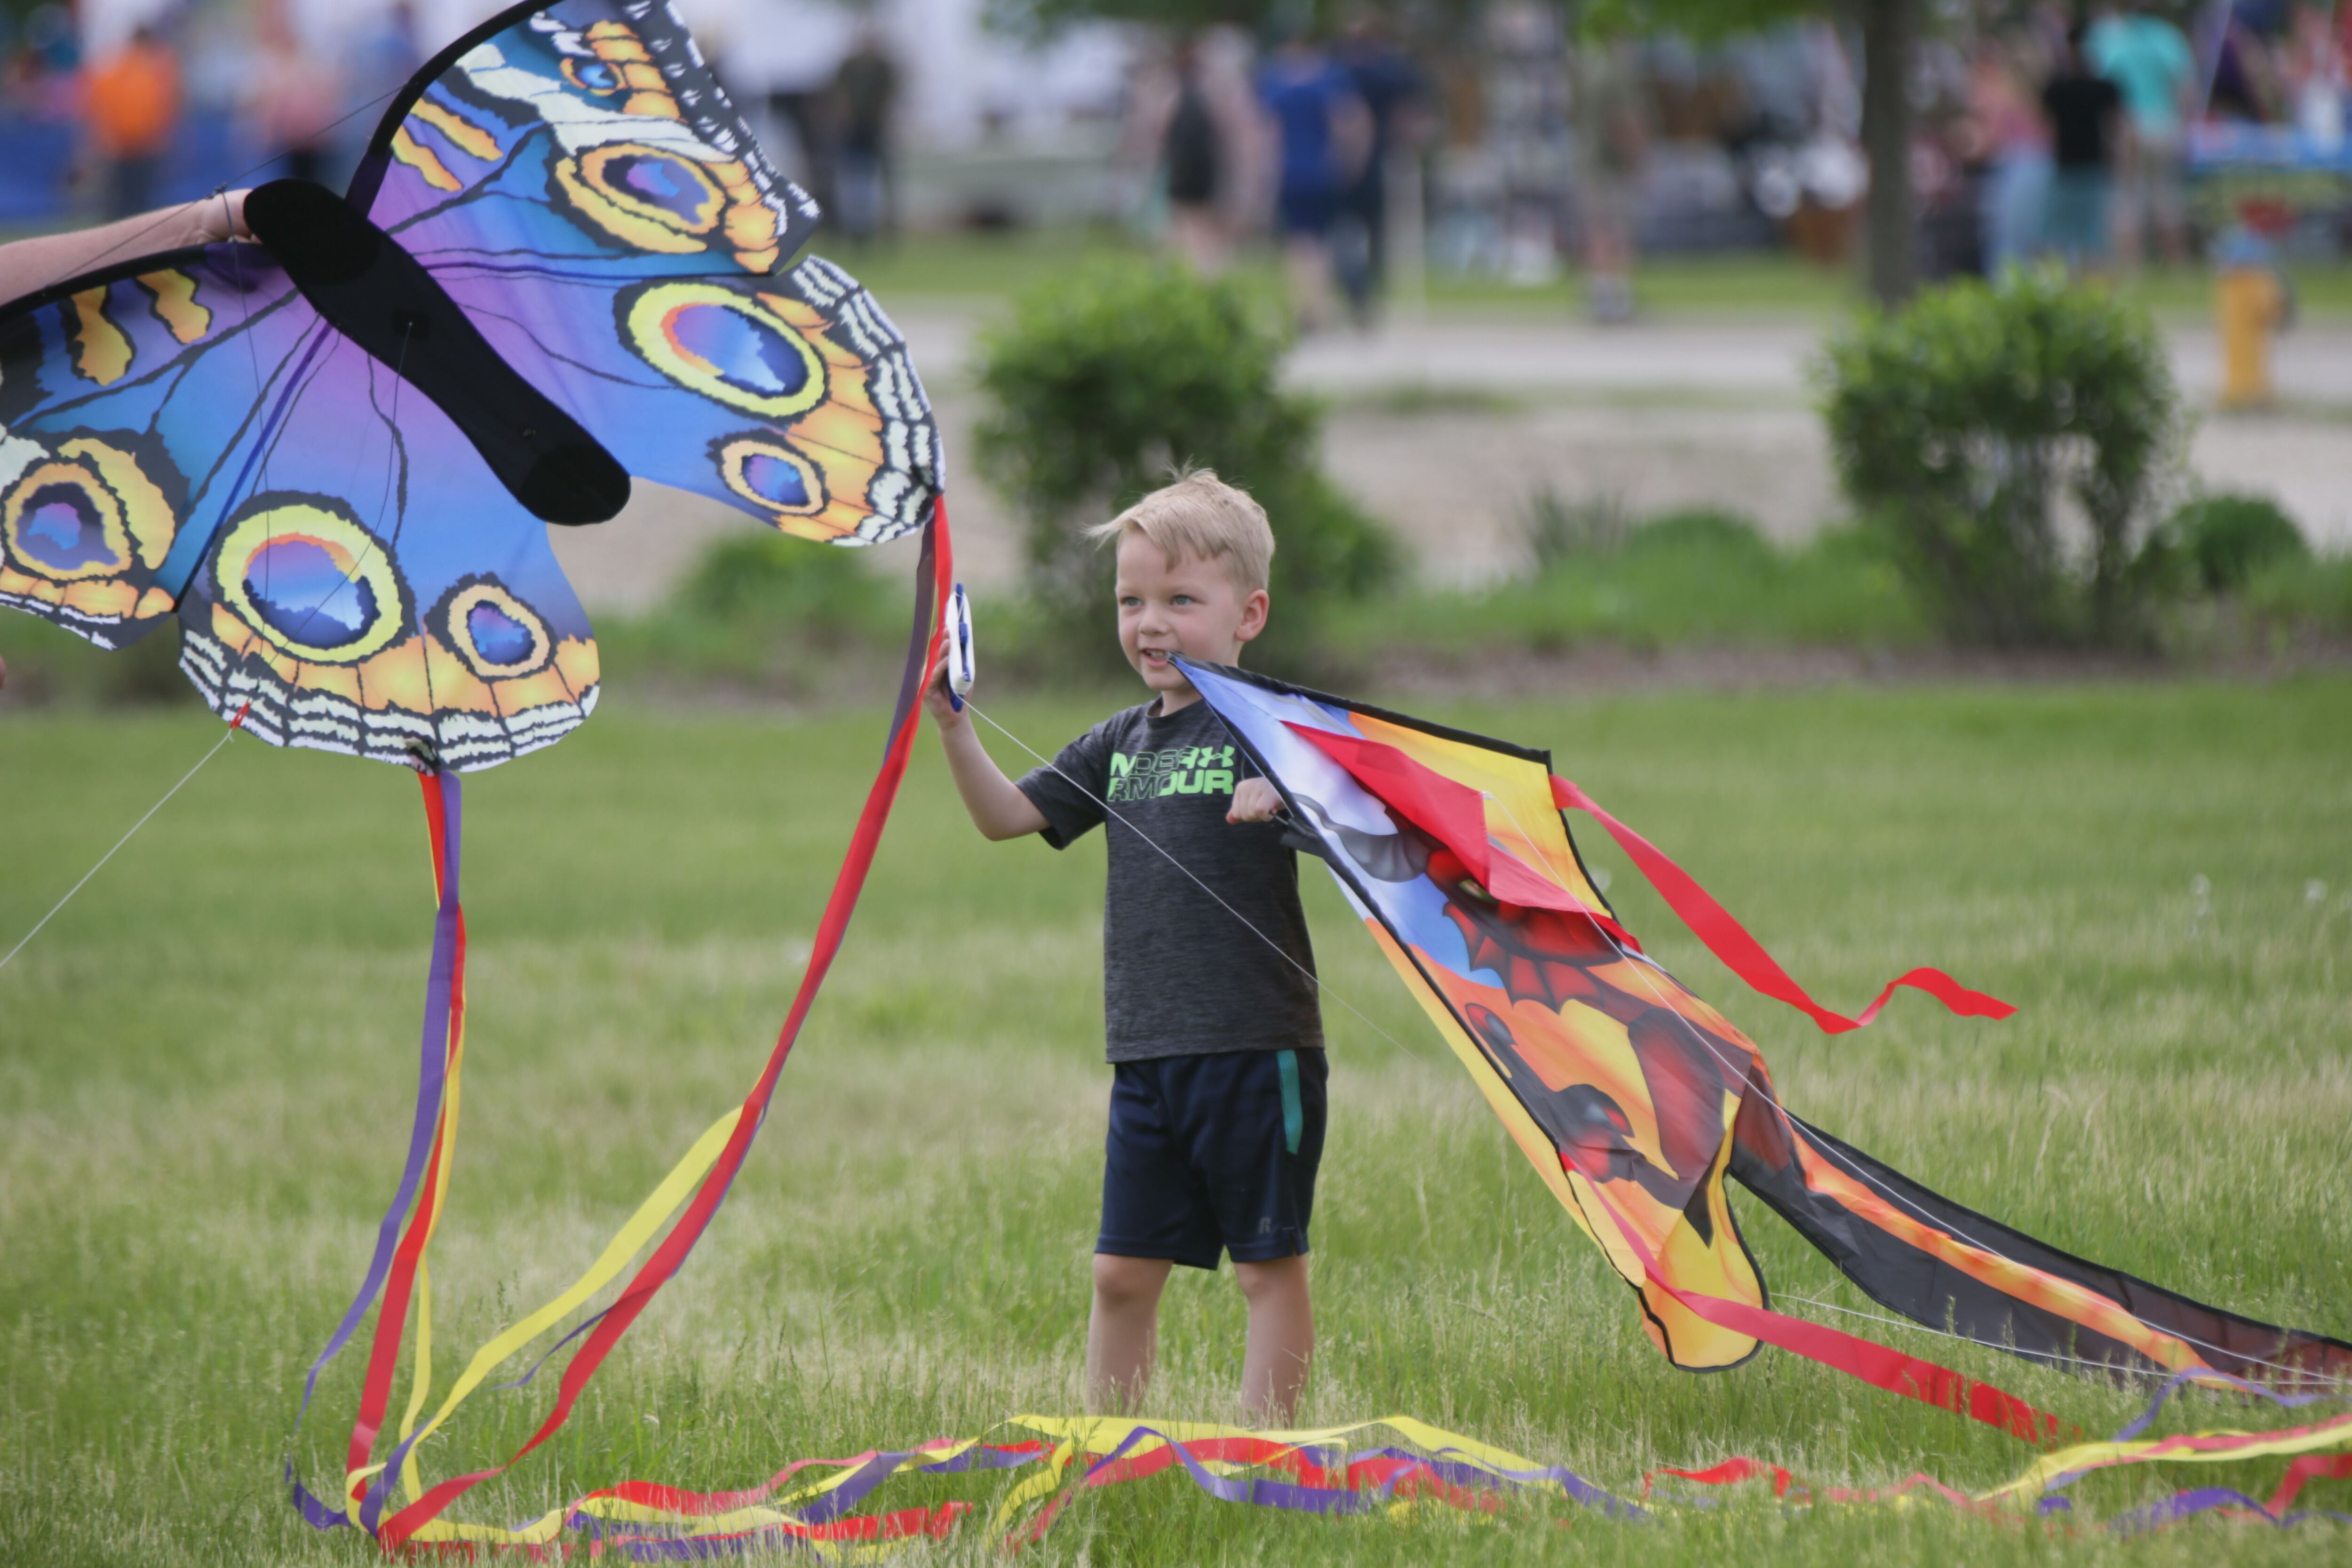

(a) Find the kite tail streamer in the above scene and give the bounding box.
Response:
[372,501,955,1550]
[1726,1092,2352,1389]
[1546,774,2013,1033]
[287,766,466,1527]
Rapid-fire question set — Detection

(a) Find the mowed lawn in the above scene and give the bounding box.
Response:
[2,679,2349,1566]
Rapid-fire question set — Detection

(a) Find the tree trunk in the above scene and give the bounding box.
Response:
[1859,0,1916,306]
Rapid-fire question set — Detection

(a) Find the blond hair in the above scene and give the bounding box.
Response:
[1083,470,1273,594]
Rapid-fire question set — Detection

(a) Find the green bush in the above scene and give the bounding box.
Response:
[2167,493,2310,592]
[0,616,194,708]
[971,262,1395,679]
[677,533,890,634]
[596,533,905,698]
[1820,269,2179,647]
[1622,508,1775,563]
[2241,552,2352,637]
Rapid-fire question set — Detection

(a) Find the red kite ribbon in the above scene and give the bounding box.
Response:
[1547,774,2015,1034]
[1640,1263,2066,1444]
[376,503,955,1550]
[1283,724,1642,944]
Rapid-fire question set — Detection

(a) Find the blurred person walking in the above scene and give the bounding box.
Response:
[2040,21,2122,272]
[2087,0,2193,268]
[81,23,181,218]
[1332,6,1425,325]
[830,26,897,245]
[1257,25,1370,334]
[1966,37,2052,274]
[2283,2,2346,149]
[1573,37,1649,324]
[1159,38,1237,272]
[248,8,341,187]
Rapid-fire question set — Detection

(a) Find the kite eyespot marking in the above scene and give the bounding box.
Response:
[0,437,175,582]
[554,142,725,252]
[622,283,827,419]
[715,433,826,519]
[435,578,553,679]
[215,498,407,664]
[561,56,625,94]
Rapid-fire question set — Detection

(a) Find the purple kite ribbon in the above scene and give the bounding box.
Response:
[2112,1487,2352,1536]
[1066,1425,1647,1522]
[289,770,464,1531]
[2111,1366,2337,1442]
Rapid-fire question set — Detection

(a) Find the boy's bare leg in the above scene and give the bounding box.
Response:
[1233,1256,1312,1426]
[1087,1253,1171,1413]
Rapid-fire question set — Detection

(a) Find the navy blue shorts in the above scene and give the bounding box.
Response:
[1098,1048,1327,1270]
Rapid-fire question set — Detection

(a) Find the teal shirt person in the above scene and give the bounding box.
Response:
[2089,12,2194,142]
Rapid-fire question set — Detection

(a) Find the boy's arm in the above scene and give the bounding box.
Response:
[925,658,1049,841]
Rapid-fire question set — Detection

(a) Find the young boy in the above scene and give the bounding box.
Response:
[923,471,1324,1425]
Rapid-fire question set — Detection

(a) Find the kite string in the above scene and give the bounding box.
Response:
[959,700,1436,1070]
[0,702,247,973]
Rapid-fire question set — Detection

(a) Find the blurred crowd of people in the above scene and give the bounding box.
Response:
[1120,8,1430,332]
[2,0,421,221]
[4,0,2346,321]
[1938,0,2350,278]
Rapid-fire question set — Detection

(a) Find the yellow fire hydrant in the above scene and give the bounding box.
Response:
[2213,229,2291,410]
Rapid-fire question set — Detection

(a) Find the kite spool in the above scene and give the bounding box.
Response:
[944,581,975,711]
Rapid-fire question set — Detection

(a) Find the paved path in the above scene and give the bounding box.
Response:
[553,307,2352,610]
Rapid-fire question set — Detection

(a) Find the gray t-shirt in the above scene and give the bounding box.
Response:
[1017,697,1323,1062]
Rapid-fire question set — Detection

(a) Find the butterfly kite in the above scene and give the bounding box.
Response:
[1180,658,2351,1418]
[1,0,955,1547]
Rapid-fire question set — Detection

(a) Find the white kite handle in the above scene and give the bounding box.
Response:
[943,581,975,711]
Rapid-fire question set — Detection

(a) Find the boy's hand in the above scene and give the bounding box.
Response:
[1226,778,1283,823]
[922,650,968,731]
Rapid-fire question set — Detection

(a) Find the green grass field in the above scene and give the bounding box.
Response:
[3,679,2350,1564]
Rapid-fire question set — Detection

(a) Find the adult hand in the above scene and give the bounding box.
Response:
[1226,777,1282,823]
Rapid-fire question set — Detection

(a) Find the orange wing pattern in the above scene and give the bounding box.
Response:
[1188,662,2352,1388]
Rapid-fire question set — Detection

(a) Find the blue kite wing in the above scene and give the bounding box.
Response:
[0,244,597,770]
[358,0,939,544]
[0,0,939,773]
[0,247,302,651]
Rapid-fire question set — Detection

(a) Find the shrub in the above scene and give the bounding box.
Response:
[1520,489,1632,567]
[1819,269,2179,647]
[2241,552,2352,637]
[0,617,194,708]
[1622,508,1774,563]
[2167,493,2310,592]
[971,262,1394,679]
[678,532,890,636]
[596,533,904,698]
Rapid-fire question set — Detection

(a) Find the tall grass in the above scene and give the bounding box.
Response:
[1,681,2348,1564]
[1326,510,1931,660]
